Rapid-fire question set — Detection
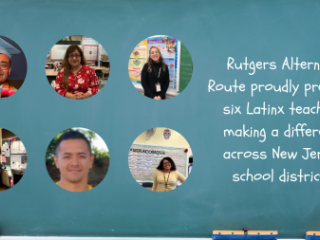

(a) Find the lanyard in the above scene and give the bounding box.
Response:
[163,171,170,192]
[153,66,162,79]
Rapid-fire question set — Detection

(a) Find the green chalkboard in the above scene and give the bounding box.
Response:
[1,0,320,238]
[179,43,193,93]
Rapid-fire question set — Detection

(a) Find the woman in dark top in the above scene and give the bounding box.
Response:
[141,46,169,100]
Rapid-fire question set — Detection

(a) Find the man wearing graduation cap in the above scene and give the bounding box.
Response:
[0,37,20,99]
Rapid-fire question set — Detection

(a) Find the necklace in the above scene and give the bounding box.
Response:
[163,171,170,192]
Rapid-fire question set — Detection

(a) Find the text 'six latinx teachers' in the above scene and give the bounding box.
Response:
[207,57,320,183]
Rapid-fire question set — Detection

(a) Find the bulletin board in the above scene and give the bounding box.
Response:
[2,139,27,170]
[179,43,193,93]
[128,40,147,82]
[83,44,98,61]
[129,144,189,182]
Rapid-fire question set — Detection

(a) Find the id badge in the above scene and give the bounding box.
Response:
[155,83,161,92]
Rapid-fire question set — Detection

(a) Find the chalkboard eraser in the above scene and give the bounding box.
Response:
[306,231,320,240]
[212,230,278,240]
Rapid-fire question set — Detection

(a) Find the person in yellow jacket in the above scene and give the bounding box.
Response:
[152,157,186,192]
[54,131,94,192]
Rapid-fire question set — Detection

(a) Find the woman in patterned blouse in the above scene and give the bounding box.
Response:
[55,45,99,100]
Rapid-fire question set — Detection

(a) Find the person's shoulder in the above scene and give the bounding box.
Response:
[142,63,148,69]
[175,171,185,179]
[57,67,65,75]
[83,65,96,75]
[83,65,94,71]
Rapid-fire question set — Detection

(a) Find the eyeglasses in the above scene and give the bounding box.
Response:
[0,63,9,69]
[163,162,171,165]
[68,55,81,59]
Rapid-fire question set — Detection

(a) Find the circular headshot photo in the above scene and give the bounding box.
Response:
[128,127,193,192]
[128,35,193,100]
[45,35,110,100]
[0,36,27,99]
[0,128,27,192]
[46,128,109,192]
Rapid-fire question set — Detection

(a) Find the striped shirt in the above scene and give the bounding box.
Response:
[151,169,186,192]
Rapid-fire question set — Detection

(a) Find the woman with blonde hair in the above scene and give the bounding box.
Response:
[141,46,169,100]
[55,45,99,100]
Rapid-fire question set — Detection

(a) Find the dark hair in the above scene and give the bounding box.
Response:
[156,157,176,171]
[55,130,92,155]
[61,45,87,89]
[147,46,166,73]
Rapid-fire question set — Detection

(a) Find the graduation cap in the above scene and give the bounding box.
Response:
[0,37,21,59]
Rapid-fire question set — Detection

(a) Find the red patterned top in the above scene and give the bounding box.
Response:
[55,65,99,97]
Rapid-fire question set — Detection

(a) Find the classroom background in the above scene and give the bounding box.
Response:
[45,127,110,188]
[45,35,110,92]
[0,128,27,192]
[129,127,192,190]
[128,35,193,99]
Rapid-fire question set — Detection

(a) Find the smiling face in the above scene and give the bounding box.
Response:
[163,159,171,171]
[149,47,160,62]
[0,54,11,84]
[54,139,94,187]
[67,49,81,70]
